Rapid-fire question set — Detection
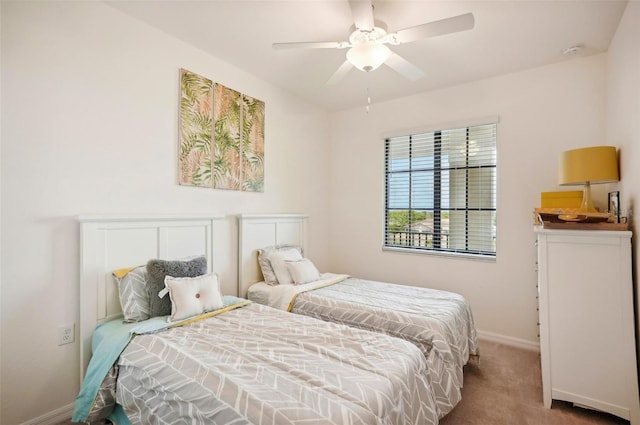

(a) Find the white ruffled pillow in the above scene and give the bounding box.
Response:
[258,245,303,285]
[269,249,303,285]
[164,272,224,322]
[286,258,321,284]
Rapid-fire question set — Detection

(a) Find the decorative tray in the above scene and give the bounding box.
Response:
[536,212,628,230]
[537,212,609,224]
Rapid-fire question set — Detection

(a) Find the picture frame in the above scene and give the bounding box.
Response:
[608,191,620,223]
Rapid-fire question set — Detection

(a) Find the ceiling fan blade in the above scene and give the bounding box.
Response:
[273,41,347,50]
[326,60,354,85]
[394,12,475,44]
[384,52,425,81]
[348,0,374,31]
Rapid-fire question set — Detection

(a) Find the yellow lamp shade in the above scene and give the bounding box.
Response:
[559,146,619,185]
[558,146,619,213]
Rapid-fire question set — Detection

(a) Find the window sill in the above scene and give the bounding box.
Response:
[382,246,497,262]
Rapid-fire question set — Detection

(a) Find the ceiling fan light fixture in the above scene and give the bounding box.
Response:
[272,1,475,85]
[346,42,391,72]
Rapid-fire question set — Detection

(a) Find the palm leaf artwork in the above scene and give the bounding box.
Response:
[178,69,213,187]
[213,83,243,190]
[178,70,265,192]
[241,94,265,192]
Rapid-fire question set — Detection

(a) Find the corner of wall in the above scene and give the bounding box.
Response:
[0,1,4,418]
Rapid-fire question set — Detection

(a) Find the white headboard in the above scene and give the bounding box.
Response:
[78,214,222,382]
[237,214,307,297]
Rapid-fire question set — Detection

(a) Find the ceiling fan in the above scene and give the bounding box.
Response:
[272,0,475,85]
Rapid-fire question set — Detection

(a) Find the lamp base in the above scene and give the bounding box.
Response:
[578,182,598,214]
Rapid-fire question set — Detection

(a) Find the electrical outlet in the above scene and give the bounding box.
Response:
[58,324,75,346]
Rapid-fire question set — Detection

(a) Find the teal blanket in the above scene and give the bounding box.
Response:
[72,296,249,424]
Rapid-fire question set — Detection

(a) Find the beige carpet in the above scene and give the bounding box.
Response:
[440,340,629,425]
[61,339,629,425]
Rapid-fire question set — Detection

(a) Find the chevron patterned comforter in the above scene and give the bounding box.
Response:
[285,277,479,418]
[98,302,440,425]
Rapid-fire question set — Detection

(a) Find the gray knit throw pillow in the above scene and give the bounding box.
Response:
[146,256,207,318]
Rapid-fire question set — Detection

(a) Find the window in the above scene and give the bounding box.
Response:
[384,122,497,258]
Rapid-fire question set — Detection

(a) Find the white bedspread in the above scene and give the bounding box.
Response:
[247,275,479,418]
[117,302,439,425]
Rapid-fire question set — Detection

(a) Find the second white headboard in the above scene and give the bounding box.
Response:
[237,214,307,297]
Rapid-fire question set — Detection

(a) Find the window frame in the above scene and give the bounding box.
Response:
[383,121,498,260]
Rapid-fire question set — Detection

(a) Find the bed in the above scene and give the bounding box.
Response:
[238,214,479,418]
[73,215,440,425]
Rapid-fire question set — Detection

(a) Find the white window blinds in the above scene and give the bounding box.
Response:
[384,122,497,257]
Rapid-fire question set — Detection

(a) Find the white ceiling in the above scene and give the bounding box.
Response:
[107,0,628,112]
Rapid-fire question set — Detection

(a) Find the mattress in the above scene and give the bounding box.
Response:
[248,275,479,417]
[76,300,439,425]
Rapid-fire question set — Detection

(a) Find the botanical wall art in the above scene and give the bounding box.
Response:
[238,92,265,192]
[179,68,265,192]
[179,69,213,187]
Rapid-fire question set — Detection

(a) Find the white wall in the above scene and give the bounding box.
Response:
[328,54,608,347]
[0,3,3,420]
[606,2,640,352]
[0,2,331,424]
[1,1,631,423]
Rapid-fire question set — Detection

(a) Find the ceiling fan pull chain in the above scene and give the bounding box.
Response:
[365,86,371,114]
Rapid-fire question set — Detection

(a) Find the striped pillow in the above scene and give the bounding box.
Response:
[114,266,150,323]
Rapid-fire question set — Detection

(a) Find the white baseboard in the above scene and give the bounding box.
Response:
[20,403,73,425]
[477,329,540,352]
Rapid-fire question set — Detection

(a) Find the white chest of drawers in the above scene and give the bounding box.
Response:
[535,227,639,423]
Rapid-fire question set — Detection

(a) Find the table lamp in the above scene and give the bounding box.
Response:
[559,146,619,213]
